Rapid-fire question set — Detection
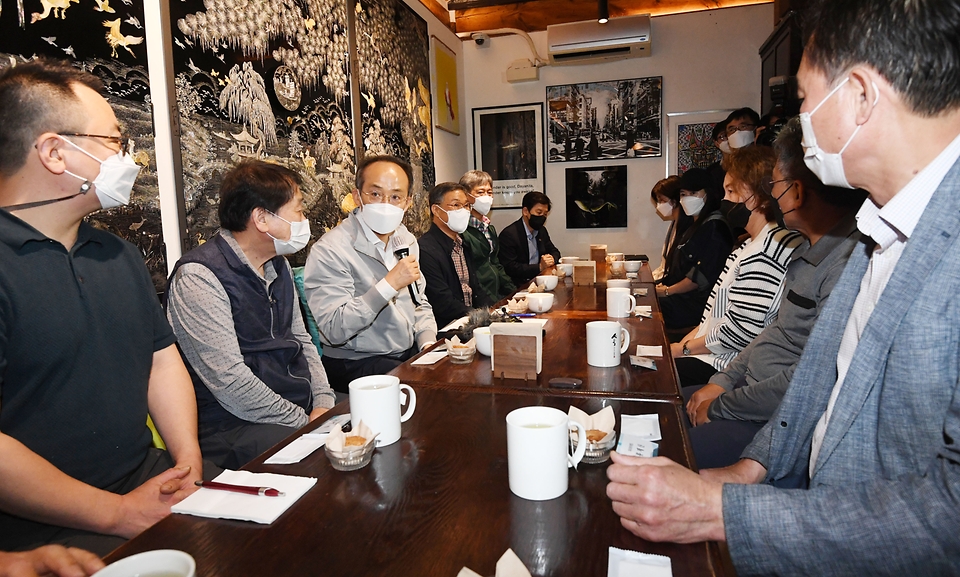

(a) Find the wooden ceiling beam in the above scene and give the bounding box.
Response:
[417,0,456,31]
[453,0,772,34]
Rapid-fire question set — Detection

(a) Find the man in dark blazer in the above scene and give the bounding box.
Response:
[498,191,561,286]
[418,182,491,329]
[606,1,960,573]
[459,170,514,303]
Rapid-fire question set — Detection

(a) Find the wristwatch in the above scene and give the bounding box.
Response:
[664,286,670,296]
[682,341,691,356]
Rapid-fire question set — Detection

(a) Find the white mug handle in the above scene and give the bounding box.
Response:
[399,384,417,423]
[627,294,637,313]
[619,327,631,354]
[568,421,587,469]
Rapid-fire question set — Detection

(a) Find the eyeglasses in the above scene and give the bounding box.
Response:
[725,124,756,136]
[761,178,792,195]
[361,189,408,207]
[60,133,132,156]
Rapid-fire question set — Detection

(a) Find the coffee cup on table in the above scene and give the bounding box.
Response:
[586,320,630,367]
[606,287,636,318]
[348,375,416,446]
[506,406,587,501]
[94,550,195,577]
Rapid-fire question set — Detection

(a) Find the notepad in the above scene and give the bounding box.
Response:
[608,548,672,577]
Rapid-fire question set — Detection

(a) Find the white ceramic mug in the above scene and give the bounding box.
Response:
[606,287,637,318]
[558,263,574,276]
[506,406,586,501]
[559,256,580,264]
[93,550,195,577]
[526,292,554,312]
[349,375,416,446]
[535,274,559,291]
[607,279,631,289]
[586,320,631,367]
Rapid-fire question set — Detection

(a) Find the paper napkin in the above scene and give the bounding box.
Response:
[458,549,531,577]
[411,351,447,365]
[617,414,662,458]
[568,405,616,443]
[172,470,316,524]
[608,548,672,577]
[635,345,662,357]
[263,436,327,465]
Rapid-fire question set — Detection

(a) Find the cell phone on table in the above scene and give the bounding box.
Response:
[548,377,582,389]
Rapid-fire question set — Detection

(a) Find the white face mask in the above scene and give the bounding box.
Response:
[718,140,732,155]
[471,194,493,216]
[656,201,674,218]
[61,136,141,209]
[438,206,470,234]
[266,211,311,255]
[799,77,878,189]
[359,197,406,235]
[679,195,705,216]
[728,129,755,149]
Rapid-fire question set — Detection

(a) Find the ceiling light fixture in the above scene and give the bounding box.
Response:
[598,0,609,24]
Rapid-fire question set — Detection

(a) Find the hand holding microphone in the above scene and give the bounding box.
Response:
[389,247,421,305]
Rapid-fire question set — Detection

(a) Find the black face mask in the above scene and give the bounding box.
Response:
[528,214,547,230]
[720,200,750,230]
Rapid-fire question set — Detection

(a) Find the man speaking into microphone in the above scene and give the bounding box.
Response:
[304,155,437,392]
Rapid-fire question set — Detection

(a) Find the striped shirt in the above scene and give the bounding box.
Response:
[692,222,805,371]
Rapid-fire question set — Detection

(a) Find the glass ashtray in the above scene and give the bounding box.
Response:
[571,432,617,464]
[324,441,375,471]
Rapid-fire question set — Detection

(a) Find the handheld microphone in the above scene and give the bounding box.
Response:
[393,247,421,306]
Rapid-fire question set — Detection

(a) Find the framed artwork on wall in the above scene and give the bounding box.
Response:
[546,77,662,162]
[472,103,544,209]
[665,110,734,176]
[431,36,459,135]
[565,165,628,229]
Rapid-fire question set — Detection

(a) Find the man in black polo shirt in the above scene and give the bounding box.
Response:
[0,61,203,555]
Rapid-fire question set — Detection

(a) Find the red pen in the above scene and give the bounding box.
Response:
[194,480,285,497]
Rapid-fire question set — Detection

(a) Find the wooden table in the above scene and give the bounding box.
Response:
[395,314,680,399]
[105,387,730,576]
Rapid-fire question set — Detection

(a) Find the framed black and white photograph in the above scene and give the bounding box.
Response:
[565,165,628,229]
[547,77,662,162]
[472,103,545,208]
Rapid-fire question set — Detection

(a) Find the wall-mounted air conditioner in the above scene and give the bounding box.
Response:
[547,14,651,66]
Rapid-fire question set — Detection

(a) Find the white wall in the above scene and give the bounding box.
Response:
[459,5,774,261]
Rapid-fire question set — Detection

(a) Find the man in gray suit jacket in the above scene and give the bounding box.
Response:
[606,1,960,574]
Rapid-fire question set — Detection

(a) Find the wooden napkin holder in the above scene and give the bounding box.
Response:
[490,323,542,381]
[590,245,607,264]
[573,261,596,286]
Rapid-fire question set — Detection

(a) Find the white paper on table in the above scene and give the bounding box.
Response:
[608,548,673,577]
[621,414,662,440]
[634,305,653,318]
[440,315,469,333]
[263,436,327,464]
[517,317,549,328]
[172,470,316,524]
[635,345,662,357]
[411,351,447,365]
[458,548,532,577]
[301,414,350,438]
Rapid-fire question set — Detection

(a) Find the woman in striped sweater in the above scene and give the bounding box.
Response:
[669,146,805,389]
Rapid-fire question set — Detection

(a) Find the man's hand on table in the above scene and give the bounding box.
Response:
[686,384,724,426]
[0,545,104,577]
[606,452,726,543]
[111,464,197,538]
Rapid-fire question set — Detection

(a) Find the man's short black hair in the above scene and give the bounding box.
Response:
[218,160,302,232]
[428,182,466,206]
[712,121,728,142]
[521,191,552,212]
[355,154,414,194]
[803,0,960,116]
[726,107,761,127]
[0,59,102,176]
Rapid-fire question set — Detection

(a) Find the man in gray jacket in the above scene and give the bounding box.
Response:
[606,1,960,573]
[304,156,437,392]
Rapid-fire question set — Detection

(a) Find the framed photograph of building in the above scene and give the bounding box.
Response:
[665,110,734,176]
[431,36,460,135]
[472,103,544,209]
[547,77,662,162]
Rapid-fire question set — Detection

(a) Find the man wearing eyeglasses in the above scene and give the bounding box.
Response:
[723,107,760,150]
[303,155,437,392]
[417,182,493,330]
[0,60,203,555]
